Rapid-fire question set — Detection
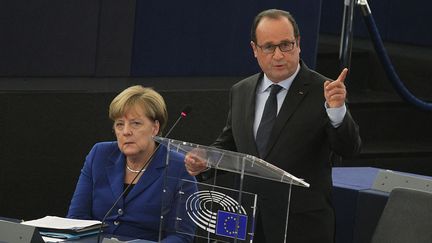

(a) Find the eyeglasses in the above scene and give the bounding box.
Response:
[255,41,296,54]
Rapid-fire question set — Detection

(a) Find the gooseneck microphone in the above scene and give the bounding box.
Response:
[165,105,191,136]
[96,105,192,243]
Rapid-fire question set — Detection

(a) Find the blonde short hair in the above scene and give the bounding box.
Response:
[109,85,167,135]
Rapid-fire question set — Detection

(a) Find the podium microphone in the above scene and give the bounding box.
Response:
[165,105,192,137]
[96,105,192,243]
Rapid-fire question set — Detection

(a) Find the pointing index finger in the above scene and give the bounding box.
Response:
[336,68,348,83]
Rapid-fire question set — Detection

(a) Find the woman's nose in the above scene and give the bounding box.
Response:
[122,124,133,135]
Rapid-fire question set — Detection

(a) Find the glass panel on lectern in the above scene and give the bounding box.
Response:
[155,136,309,242]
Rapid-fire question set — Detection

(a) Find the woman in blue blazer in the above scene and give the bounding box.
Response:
[67,85,196,242]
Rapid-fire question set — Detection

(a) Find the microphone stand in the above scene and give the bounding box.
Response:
[96,106,191,243]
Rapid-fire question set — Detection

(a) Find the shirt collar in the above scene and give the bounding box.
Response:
[259,63,301,93]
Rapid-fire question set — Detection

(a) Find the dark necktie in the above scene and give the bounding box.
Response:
[256,84,283,157]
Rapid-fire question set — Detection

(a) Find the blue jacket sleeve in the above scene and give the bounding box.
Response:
[66,144,98,219]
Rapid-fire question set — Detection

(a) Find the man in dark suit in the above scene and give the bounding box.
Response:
[186,9,361,243]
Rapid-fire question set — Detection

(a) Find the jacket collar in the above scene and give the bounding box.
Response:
[245,73,262,156]
[105,144,166,205]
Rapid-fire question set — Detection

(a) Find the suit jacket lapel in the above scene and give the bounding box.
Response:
[106,152,126,208]
[263,63,312,158]
[245,73,262,157]
[124,147,165,203]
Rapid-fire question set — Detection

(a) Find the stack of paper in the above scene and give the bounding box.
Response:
[22,216,106,240]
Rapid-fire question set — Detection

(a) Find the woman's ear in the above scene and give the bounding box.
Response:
[153,120,160,136]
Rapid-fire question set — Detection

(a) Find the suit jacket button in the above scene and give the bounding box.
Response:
[118,208,124,215]
[114,220,120,226]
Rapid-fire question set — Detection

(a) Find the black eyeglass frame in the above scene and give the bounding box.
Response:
[254,40,297,54]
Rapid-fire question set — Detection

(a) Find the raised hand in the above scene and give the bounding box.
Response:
[324,68,348,108]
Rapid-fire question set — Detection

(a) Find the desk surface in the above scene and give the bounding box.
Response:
[66,235,155,243]
[332,167,380,189]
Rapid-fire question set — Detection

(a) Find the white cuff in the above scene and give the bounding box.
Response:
[325,103,346,128]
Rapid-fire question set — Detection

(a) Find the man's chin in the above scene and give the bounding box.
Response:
[268,73,290,82]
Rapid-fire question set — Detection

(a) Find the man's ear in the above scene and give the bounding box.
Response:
[297,36,301,53]
[251,41,258,58]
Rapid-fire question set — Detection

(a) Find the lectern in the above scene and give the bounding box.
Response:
[154,136,309,243]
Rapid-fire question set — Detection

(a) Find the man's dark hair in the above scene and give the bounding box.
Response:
[251,9,300,43]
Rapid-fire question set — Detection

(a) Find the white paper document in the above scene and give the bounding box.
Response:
[22,216,102,231]
[42,236,66,242]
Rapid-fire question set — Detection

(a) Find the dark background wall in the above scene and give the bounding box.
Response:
[0,90,230,220]
[0,0,321,79]
[0,0,432,225]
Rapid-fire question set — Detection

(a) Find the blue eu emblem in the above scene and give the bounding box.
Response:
[215,210,247,240]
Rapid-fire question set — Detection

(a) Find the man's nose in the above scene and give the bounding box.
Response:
[272,46,285,59]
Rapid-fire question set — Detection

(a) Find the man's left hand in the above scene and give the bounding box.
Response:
[324,68,348,108]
